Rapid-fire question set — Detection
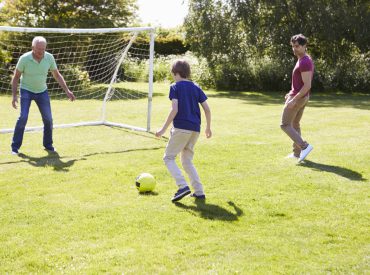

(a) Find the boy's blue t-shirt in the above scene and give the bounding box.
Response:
[169,80,207,132]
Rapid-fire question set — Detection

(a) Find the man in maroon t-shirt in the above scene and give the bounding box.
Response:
[281,34,314,162]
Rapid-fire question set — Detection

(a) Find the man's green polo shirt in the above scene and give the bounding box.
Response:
[16,51,57,93]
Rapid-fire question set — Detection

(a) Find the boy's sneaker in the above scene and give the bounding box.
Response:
[190,193,206,200]
[298,144,313,162]
[11,149,19,155]
[171,186,191,202]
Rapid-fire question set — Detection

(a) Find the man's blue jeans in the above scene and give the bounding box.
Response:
[12,89,53,151]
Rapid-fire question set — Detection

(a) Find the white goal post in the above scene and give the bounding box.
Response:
[0,26,155,134]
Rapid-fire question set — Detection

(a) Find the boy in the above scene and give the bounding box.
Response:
[155,59,212,202]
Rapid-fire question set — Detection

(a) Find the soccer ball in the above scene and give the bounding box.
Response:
[135,173,156,192]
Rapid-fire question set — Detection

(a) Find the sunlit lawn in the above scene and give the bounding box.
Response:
[0,83,369,273]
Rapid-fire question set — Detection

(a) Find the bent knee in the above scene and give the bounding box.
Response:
[163,155,175,163]
[292,123,300,129]
[280,123,289,130]
[181,159,192,167]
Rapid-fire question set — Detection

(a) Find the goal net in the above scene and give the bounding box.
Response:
[0,26,155,134]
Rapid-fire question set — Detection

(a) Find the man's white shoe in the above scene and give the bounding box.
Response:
[298,144,313,162]
[285,153,299,159]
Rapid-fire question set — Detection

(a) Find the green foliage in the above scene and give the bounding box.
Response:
[252,57,290,91]
[152,56,172,82]
[155,37,189,56]
[49,64,91,92]
[187,53,215,89]
[0,0,137,28]
[122,57,148,82]
[0,0,139,91]
[121,52,214,88]
[0,47,12,88]
[185,0,370,92]
[315,50,369,92]
[130,27,189,56]
[155,27,189,55]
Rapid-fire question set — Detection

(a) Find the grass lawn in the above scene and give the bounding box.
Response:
[0,83,369,273]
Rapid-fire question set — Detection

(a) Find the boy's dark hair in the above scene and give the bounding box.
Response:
[291,34,308,46]
[171,59,191,78]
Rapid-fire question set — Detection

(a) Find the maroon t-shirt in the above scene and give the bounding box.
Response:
[289,54,314,96]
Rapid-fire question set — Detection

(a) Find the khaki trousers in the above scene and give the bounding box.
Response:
[280,95,309,157]
[163,128,204,195]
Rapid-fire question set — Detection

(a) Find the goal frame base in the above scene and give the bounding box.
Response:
[0,121,147,134]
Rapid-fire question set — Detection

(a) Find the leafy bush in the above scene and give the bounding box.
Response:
[314,49,369,92]
[122,57,147,82]
[0,48,13,93]
[132,27,189,56]
[252,57,290,91]
[153,55,173,82]
[187,53,215,89]
[47,64,90,92]
[155,27,189,56]
[121,52,215,89]
[155,37,189,56]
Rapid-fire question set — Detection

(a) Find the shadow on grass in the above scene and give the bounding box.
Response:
[0,146,165,169]
[107,126,169,141]
[49,87,164,101]
[208,91,370,109]
[299,160,367,181]
[81,146,164,158]
[18,151,83,172]
[138,191,159,196]
[174,200,243,221]
[208,91,281,106]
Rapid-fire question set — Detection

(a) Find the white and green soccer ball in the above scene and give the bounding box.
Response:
[135,173,156,192]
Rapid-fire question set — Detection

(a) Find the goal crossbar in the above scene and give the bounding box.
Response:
[0,26,154,33]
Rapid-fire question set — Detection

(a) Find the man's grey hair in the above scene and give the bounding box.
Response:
[32,36,47,47]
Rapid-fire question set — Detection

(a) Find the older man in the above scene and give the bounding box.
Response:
[11,36,75,155]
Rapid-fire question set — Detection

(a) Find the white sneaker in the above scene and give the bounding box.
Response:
[45,147,57,153]
[285,153,299,159]
[298,144,313,162]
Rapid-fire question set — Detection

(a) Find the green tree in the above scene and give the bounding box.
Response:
[185,0,370,91]
[0,0,140,89]
[155,27,190,55]
[185,0,257,90]
[230,0,369,62]
[0,0,138,28]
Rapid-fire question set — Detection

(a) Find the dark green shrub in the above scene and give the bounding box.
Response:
[252,57,290,91]
[155,36,189,56]
[314,49,369,93]
[47,64,90,93]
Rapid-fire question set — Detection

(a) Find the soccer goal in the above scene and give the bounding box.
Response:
[0,26,155,134]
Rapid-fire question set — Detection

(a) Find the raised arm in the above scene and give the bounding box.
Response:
[11,69,22,109]
[155,99,178,137]
[201,100,212,138]
[51,69,75,101]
